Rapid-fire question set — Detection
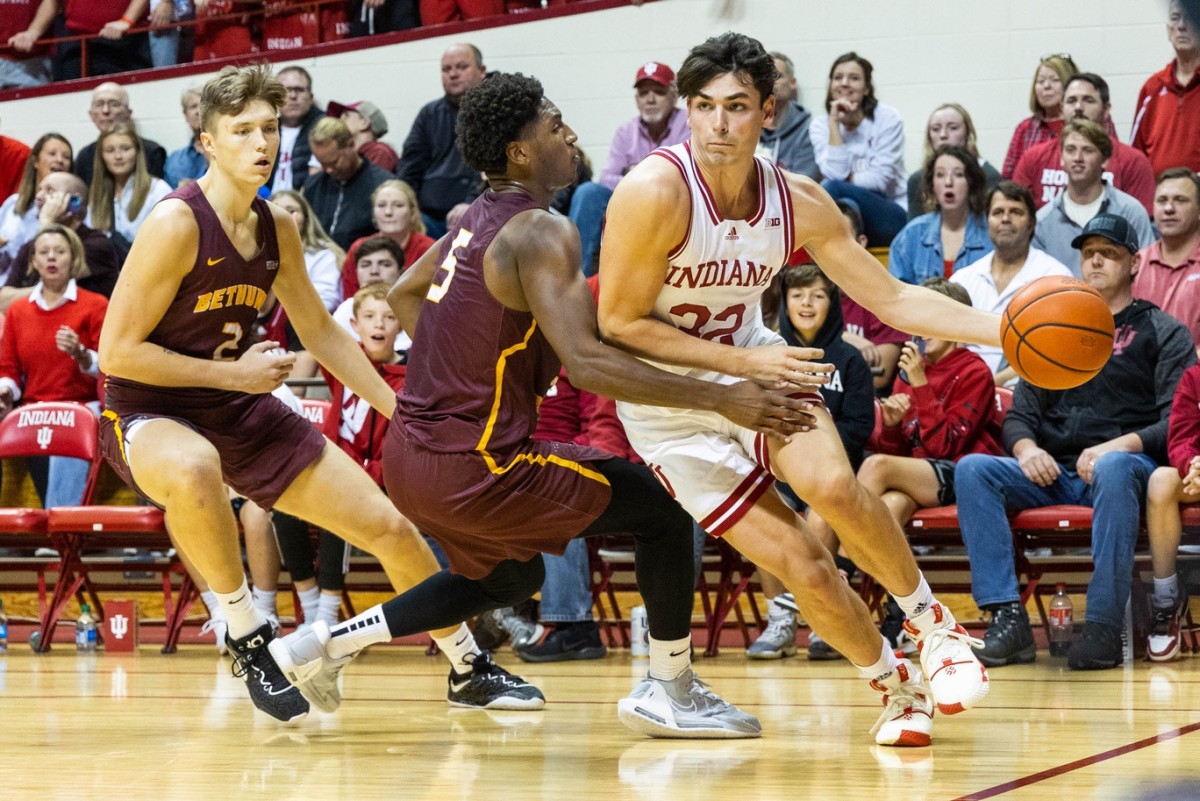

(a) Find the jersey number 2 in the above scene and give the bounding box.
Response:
[426,229,474,303]
[213,322,243,361]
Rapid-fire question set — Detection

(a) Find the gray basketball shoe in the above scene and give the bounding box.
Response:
[617,668,762,739]
[269,621,353,713]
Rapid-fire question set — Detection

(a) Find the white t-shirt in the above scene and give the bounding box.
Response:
[87,177,172,244]
[304,247,342,311]
[274,126,302,193]
[950,247,1074,372]
[1063,191,1104,229]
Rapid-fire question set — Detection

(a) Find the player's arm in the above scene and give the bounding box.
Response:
[796,175,1001,348]
[387,234,445,337]
[598,159,829,387]
[270,204,397,417]
[514,213,815,436]
[99,199,291,392]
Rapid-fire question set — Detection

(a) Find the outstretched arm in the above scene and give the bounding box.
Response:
[796,175,1001,349]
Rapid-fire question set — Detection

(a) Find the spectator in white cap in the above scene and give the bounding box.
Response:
[567,60,690,274]
[328,99,398,174]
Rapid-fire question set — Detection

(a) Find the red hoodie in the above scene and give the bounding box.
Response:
[1167,364,1200,477]
[321,350,406,486]
[878,347,1003,461]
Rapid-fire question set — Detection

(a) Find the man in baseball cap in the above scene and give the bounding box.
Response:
[327,100,398,173]
[1071,212,1141,254]
[633,60,675,88]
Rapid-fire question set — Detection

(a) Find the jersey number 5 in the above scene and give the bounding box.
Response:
[426,229,474,303]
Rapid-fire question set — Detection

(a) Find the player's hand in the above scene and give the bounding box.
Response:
[1017,444,1061,487]
[880,393,910,428]
[897,341,927,387]
[713,380,820,438]
[740,345,833,390]
[235,340,295,393]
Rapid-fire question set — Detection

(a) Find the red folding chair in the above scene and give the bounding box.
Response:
[36,407,190,653]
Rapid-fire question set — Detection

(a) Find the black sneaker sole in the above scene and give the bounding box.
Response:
[974,644,1036,667]
[515,645,607,663]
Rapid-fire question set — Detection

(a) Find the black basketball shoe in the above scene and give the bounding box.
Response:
[447,651,545,710]
[227,622,310,723]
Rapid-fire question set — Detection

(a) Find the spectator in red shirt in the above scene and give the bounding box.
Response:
[1014,73,1155,215]
[1132,0,1200,175]
[53,0,152,81]
[327,100,399,174]
[1133,168,1200,354]
[2,0,54,89]
[420,0,502,24]
[0,224,108,509]
[0,129,31,206]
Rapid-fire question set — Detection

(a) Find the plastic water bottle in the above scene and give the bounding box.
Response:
[76,604,98,652]
[1048,584,1073,657]
[0,598,8,653]
[629,605,649,657]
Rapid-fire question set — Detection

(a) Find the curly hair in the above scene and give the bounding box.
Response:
[456,72,544,175]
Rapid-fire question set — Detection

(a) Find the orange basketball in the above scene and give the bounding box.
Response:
[1000,276,1114,390]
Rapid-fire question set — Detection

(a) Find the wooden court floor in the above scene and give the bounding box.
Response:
[3,645,1199,801]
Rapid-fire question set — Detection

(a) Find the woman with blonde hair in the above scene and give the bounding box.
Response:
[87,123,171,251]
[341,179,435,299]
[0,133,73,273]
[270,189,345,312]
[999,54,1122,178]
[906,105,1000,219]
[0,224,108,509]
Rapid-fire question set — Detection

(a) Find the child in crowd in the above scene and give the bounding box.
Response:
[1143,361,1200,662]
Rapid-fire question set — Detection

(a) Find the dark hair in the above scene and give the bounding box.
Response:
[456,72,544,175]
[1060,118,1113,161]
[1156,166,1200,198]
[825,52,878,118]
[920,276,971,306]
[201,64,287,133]
[676,32,777,107]
[16,133,72,216]
[356,235,405,267]
[835,199,866,240]
[987,180,1038,220]
[1065,72,1110,106]
[922,145,987,215]
[783,263,835,293]
[277,65,313,92]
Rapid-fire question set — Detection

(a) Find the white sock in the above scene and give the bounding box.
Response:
[251,587,277,621]
[434,624,482,672]
[297,586,320,624]
[1153,574,1179,608]
[854,636,899,683]
[893,575,935,619]
[326,604,392,660]
[214,579,263,640]
[200,590,220,616]
[649,635,691,681]
[767,596,793,620]
[317,593,342,627]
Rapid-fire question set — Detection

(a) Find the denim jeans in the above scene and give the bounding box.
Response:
[567,182,613,276]
[955,451,1156,629]
[149,28,180,67]
[539,537,594,622]
[820,179,907,247]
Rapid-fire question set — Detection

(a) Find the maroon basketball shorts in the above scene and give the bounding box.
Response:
[100,389,326,509]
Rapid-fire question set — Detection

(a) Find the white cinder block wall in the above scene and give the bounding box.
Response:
[0,0,1175,183]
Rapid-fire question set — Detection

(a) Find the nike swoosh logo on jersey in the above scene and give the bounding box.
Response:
[207,256,226,266]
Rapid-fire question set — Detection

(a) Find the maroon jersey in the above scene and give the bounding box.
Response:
[398,190,561,460]
[106,181,280,406]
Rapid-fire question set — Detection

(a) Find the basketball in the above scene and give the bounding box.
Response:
[1000,276,1114,390]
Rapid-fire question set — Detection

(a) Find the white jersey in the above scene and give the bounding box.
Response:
[647,141,795,381]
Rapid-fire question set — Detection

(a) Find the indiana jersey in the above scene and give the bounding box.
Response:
[648,141,795,379]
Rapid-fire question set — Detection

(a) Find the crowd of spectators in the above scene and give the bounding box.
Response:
[0,2,1199,668]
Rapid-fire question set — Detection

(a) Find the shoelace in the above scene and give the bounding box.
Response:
[760,616,793,642]
[198,618,223,637]
[869,674,933,737]
[922,625,984,655]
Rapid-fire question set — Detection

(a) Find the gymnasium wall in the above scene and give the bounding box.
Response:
[0,0,1174,186]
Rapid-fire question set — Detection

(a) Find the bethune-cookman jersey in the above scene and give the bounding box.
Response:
[645,141,795,382]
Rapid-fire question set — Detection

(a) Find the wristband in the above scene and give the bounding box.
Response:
[119,15,135,25]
